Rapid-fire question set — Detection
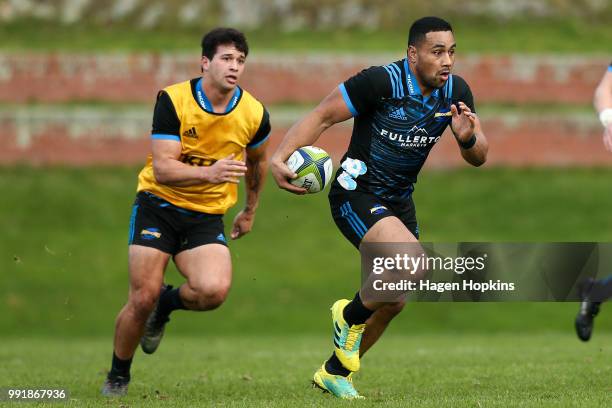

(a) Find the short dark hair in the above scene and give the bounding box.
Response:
[408,17,453,46]
[201,27,249,59]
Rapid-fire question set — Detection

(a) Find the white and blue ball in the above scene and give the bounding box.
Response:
[286,146,333,193]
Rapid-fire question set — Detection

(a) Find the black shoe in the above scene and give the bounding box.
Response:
[140,284,172,354]
[101,374,129,397]
[575,279,601,342]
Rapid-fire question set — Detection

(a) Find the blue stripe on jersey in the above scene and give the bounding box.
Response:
[196,78,212,111]
[197,77,241,113]
[404,59,420,96]
[128,204,139,244]
[382,65,397,98]
[339,83,358,116]
[247,132,270,149]
[388,63,404,97]
[383,64,401,98]
[152,133,180,141]
[225,87,242,113]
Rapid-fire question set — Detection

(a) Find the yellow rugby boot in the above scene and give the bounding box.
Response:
[331,299,365,372]
[312,364,364,399]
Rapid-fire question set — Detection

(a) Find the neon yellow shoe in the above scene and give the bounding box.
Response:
[331,299,366,372]
[312,364,364,399]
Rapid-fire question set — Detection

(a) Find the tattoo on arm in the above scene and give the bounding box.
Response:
[246,156,262,193]
[245,153,267,212]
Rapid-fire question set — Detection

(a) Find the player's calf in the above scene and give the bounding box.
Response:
[359,301,405,357]
[140,284,182,354]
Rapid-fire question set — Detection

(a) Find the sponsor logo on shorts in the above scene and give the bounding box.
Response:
[370,205,388,215]
[141,228,161,240]
[217,233,226,243]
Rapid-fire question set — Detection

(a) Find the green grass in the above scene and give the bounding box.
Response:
[2,18,612,53]
[1,166,612,338]
[0,334,610,407]
[1,167,611,405]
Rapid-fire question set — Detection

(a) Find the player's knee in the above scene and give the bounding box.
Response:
[190,282,231,311]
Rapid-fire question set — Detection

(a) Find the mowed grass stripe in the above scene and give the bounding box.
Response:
[0,334,609,407]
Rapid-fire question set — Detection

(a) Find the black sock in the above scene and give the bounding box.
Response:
[109,352,132,380]
[589,276,612,302]
[343,292,374,326]
[325,353,351,376]
[158,286,186,316]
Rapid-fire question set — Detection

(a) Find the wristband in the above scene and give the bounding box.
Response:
[599,108,612,128]
[458,134,477,149]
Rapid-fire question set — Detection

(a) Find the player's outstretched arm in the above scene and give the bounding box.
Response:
[450,102,488,167]
[152,139,247,186]
[270,87,353,194]
[231,141,268,239]
[593,69,612,152]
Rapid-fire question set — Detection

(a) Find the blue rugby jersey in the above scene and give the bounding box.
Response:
[333,59,475,201]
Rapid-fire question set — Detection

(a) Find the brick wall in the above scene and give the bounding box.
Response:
[1,53,610,167]
[0,53,608,104]
[0,107,608,167]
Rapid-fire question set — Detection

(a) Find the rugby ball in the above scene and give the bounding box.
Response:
[285,146,333,193]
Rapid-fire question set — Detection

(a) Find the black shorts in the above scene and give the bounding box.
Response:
[328,186,419,249]
[128,191,227,255]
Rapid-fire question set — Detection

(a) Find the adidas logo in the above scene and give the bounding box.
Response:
[389,108,407,120]
[182,127,198,139]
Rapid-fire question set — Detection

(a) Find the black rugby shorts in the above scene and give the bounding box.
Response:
[128,191,227,255]
[328,186,419,249]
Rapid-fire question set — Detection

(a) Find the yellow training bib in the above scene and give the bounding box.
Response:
[137,79,266,214]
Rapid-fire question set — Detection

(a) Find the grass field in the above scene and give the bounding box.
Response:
[1,334,610,407]
[3,18,612,53]
[1,167,611,406]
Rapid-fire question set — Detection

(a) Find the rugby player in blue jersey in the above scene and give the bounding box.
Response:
[271,16,488,399]
[574,61,612,341]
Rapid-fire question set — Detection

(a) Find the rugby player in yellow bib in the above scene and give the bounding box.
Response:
[102,28,270,397]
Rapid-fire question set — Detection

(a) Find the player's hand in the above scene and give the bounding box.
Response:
[450,102,476,143]
[270,156,307,195]
[603,124,612,152]
[231,209,255,239]
[203,154,247,184]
